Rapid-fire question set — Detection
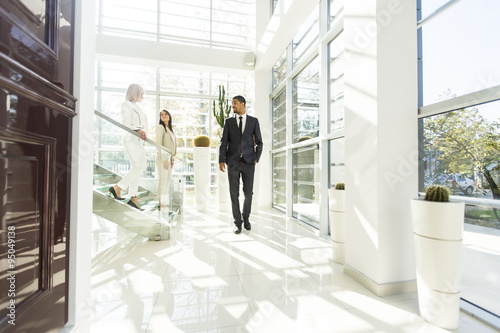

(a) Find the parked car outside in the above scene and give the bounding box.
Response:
[425,173,475,196]
[447,173,475,196]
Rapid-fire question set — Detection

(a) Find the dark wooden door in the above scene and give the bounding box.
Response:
[0,1,76,332]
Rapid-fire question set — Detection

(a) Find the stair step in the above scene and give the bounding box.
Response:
[92,163,179,241]
[93,185,150,198]
[93,173,115,179]
[92,190,170,241]
[140,199,159,212]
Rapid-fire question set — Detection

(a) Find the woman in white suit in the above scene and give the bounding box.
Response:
[155,110,176,209]
[109,83,148,210]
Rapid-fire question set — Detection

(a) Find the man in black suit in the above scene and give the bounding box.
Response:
[219,95,263,234]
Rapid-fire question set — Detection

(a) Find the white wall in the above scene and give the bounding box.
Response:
[344,0,418,294]
[254,69,272,207]
[66,0,95,332]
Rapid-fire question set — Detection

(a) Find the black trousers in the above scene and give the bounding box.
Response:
[227,159,255,226]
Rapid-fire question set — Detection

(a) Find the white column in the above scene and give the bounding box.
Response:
[344,0,418,296]
[193,147,211,212]
[254,70,272,209]
[66,0,95,331]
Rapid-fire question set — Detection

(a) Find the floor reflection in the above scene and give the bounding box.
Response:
[90,203,498,333]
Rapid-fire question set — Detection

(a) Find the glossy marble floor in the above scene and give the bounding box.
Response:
[90,205,498,333]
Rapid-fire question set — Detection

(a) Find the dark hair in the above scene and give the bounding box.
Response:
[159,110,174,134]
[232,95,246,105]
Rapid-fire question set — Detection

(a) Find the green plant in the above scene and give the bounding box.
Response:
[298,136,312,142]
[212,85,231,138]
[424,185,450,202]
[335,182,345,190]
[194,135,210,147]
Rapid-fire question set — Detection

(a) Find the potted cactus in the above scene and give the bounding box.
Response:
[212,85,231,139]
[212,85,232,211]
[193,135,210,147]
[410,185,465,330]
[329,182,345,264]
[193,135,211,211]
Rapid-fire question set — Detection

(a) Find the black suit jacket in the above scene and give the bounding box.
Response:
[219,115,263,165]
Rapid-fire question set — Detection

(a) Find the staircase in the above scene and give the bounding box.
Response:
[92,163,177,241]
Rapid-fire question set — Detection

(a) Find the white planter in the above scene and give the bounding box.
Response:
[411,199,465,330]
[329,188,345,264]
[216,147,231,212]
[193,146,211,212]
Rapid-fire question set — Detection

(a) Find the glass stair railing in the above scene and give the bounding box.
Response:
[93,110,184,241]
[93,163,171,240]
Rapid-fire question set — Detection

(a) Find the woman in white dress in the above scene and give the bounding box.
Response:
[109,84,148,210]
[155,109,177,209]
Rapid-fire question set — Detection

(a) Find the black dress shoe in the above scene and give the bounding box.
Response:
[233,226,242,234]
[244,219,251,231]
[109,187,125,200]
[127,199,144,211]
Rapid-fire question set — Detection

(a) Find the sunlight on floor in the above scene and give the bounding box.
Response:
[89,204,498,333]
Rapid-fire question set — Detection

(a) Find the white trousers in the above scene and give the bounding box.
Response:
[117,133,147,197]
[156,154,172,207]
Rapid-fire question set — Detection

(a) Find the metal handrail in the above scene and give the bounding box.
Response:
[94,109,179,159]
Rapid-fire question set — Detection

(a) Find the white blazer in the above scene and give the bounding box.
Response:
[121,101,147,133]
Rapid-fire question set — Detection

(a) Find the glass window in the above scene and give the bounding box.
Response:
[293,145,320,227]
[100,0,158,39]
[420,0,452,18]
[292,57,320,143]
[159,69,209,95]
[212,0,255,49]
[272,89,286,149]
[292,5,319,66]
[418,1,500,320]
[272,151,286,211]
[271,0,279,15]
[329,32,345,131]
[95,62,254,192]
[101,62,157,91]
[159,96,210,149]
[421,100,500,201]
[272,50,287,89]
[97,91,156,147]
[328,0,343,28]
[97,0,255,51]
[160,0,210,44]
[419,0,500,106]
[329,138,345,188]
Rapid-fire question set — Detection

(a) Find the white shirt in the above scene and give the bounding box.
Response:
[236,113,247,134]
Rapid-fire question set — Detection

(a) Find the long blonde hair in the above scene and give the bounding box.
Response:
[125,84,144,103]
